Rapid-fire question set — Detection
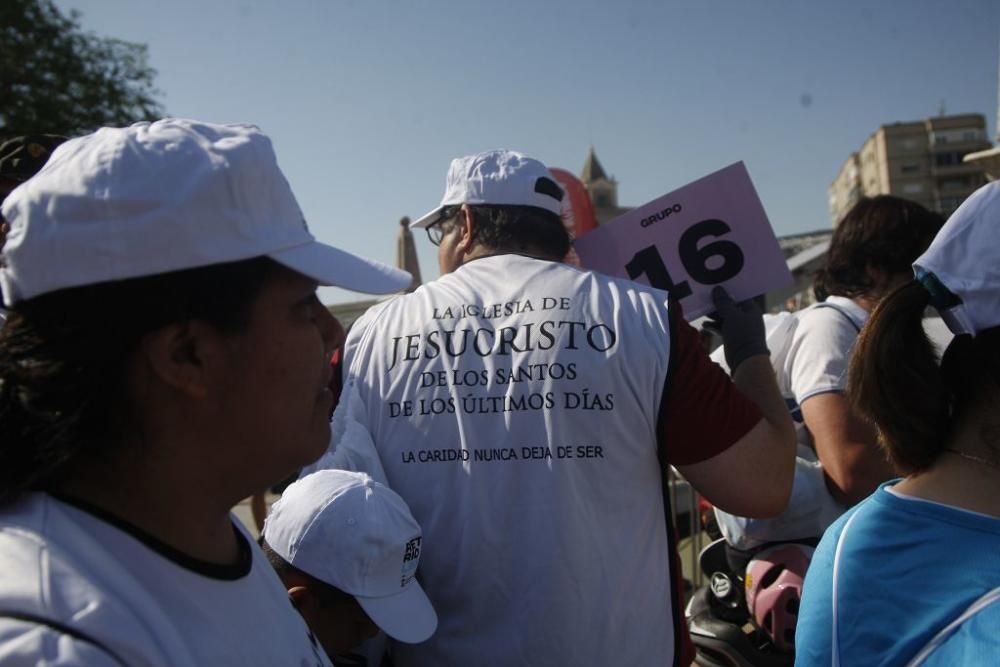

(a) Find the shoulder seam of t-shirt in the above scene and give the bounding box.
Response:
[831,508,863,667]
[0,611,128,666]
[658,300,684,667]
[809,302,862,333]
[657,303,680,465]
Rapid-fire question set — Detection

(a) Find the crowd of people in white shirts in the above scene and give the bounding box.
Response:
[0,119,996,666]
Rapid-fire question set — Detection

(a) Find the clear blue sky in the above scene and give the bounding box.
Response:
[56,0,1000,304]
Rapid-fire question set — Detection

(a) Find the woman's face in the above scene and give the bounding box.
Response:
[214,267,345,484]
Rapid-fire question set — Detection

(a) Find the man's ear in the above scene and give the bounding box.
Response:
[457,205,477,254]
[138,321,221,399]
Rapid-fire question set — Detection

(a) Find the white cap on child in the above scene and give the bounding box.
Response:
[263,469,437,644]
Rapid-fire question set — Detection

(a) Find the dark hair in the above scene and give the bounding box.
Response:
[0,257,283,505]
[848,281,1000,473]
[813,196,944,302]
[260,536,297,576]
[260,539,354,606]
[466,205,570,260]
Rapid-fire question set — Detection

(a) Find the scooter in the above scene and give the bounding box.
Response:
[685,537,810,667]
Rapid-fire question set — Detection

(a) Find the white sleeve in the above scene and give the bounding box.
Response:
[298,381,389,485]
[785,307,860,405]
[328,381,389,485]
[0,619,122,667]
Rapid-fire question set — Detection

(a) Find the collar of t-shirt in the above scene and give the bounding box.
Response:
[884,482,999,520]
[822,295,868,329]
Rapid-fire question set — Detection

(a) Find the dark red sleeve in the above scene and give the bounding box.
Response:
[658,305,762,466]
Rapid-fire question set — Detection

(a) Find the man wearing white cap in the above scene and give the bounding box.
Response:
[333,150,795,665]
[0,119,410,665]
[261,470,437,664]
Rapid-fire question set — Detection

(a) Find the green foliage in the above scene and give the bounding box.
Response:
[0,0,165,136]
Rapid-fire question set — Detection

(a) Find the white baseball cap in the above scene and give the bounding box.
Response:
[913,181,1000,337]
[0,118,411,305]
[263,470,437,644]
[410,149,564,229]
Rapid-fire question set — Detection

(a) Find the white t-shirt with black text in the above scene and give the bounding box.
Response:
[343,254,680,666]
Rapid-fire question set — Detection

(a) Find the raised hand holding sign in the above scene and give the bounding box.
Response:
[574,162,791,320]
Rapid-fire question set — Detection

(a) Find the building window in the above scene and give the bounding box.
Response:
[593,193,611,209]
[939,177,968,190]
[932,128,984,145]
[935,151,964,166]
[903,183,923,194]
[900,163,920,174]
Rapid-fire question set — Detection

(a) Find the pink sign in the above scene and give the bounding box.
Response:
[574,162,792,320]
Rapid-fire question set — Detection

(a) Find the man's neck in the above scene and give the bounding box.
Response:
[463,245,562,265]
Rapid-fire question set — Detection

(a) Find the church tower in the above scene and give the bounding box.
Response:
[580,146,628,225]
[395,217,422,292]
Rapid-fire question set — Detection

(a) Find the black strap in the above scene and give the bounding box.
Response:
[0,611,129,666]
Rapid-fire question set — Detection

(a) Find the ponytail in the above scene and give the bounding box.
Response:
[848,281,947,473]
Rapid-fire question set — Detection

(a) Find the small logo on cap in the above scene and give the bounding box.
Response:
[404,536,421,562]
[401,536,421,587]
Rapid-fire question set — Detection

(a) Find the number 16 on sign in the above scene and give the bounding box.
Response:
[573,162,791,320]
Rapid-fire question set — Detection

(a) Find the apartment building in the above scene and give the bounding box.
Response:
[828,114,991,224]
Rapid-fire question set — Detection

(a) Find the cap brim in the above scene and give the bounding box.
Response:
[409,206,444,230]
[357,581,438,644]
[269,241,411,295]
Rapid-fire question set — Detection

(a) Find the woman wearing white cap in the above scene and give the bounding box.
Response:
[0,119,409,665]
[795,181,1000,666]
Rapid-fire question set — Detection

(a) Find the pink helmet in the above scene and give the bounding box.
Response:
[744,543,814,652]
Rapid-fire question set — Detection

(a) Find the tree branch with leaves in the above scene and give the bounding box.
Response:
[1,0,165,136]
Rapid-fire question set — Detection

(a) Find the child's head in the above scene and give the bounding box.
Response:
[261,470,437,657]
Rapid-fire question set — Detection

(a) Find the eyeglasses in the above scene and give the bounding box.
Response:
[425,206,460,246]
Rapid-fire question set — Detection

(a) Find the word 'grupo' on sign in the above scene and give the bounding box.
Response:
[573,162,792,320]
